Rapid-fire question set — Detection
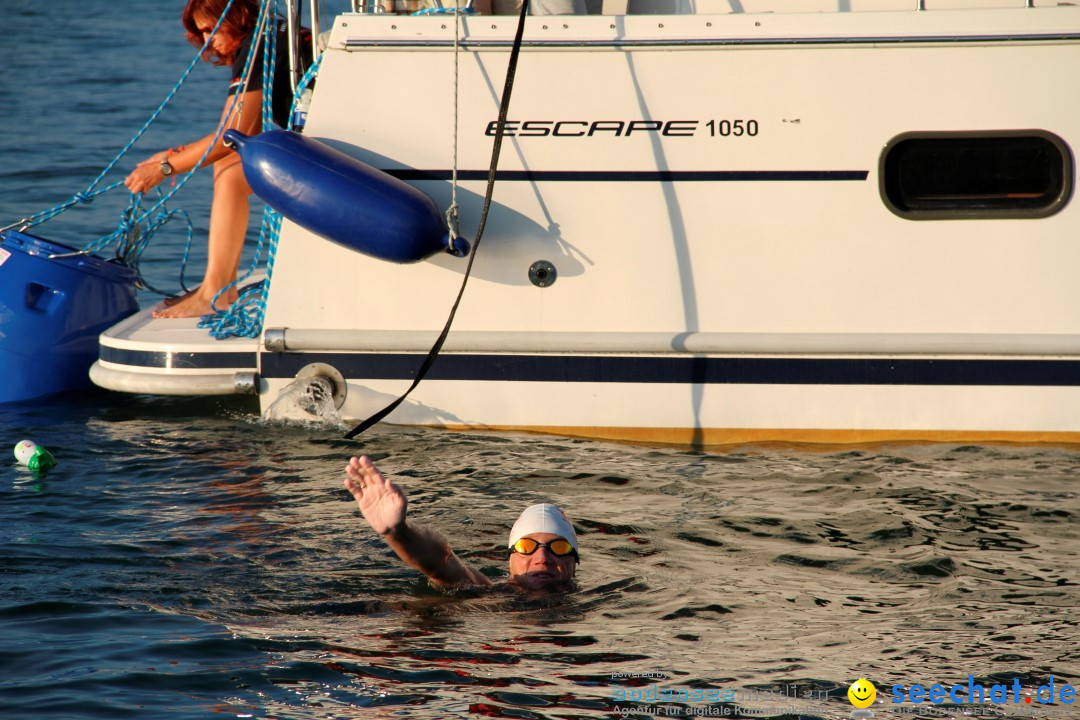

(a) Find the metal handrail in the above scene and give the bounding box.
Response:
[351,0,474,13]
[310,0,322,47]
[282,0,323,94]
[286,0,302,91]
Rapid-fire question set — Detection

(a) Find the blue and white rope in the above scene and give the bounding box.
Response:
[4,0,314,342]
[0,0,238,241]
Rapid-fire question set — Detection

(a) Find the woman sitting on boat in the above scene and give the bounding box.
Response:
[124,0,310,319]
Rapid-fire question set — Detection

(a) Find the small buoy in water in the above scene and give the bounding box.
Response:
[14,440,57,472]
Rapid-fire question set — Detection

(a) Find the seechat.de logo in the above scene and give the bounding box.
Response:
[891,676,1075,706]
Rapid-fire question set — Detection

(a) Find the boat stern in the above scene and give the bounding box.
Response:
[91,307,259,396]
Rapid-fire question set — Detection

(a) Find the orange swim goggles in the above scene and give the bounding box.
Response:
[509,537,578,559]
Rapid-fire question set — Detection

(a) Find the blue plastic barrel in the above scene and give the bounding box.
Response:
[0,230,139,404]
[225,129,469,263]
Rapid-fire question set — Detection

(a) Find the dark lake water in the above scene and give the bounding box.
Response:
[2,2,1079,720]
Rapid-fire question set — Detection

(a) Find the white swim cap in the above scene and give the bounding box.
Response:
[508,504,578,551]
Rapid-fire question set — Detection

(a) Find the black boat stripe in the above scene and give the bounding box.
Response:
[259,353,1080,387]
[100,346,255,370]
[100,347,1080,388]
[103,345,1080,386]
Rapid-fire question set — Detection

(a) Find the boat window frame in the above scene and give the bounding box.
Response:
[879,130,1074,221]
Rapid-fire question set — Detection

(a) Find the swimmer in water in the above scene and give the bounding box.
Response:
[344,456,579,590]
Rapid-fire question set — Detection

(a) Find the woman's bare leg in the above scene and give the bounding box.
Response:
[154,154,251,319]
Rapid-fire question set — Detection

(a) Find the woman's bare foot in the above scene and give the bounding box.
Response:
[152,288,238,319]
[163,286,200,306]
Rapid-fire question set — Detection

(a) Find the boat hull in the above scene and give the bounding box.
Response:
[94,6,1080,446]
[257,344,1080,445]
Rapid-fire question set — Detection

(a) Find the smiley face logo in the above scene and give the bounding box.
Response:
[848,678,877,709]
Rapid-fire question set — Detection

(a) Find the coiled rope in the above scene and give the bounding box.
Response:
[0,0,298,327]
[0,0,241,281]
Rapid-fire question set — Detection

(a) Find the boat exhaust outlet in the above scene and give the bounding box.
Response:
[294,363,347,413]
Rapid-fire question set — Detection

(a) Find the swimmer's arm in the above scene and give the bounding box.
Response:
[344,456,490,588]
[384,522,492,587]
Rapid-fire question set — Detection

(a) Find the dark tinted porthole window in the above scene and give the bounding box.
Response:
[881,131,1072,219]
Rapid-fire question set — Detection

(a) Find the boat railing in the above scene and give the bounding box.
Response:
[339,0,1045,14]
[353,0,475,12]
[289,0,1053,74]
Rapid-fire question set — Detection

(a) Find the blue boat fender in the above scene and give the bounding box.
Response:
[224,129,470,263]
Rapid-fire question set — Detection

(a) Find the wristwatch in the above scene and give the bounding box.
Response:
[159,159,175,177]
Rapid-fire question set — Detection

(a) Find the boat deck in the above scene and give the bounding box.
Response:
[91,305,259,396]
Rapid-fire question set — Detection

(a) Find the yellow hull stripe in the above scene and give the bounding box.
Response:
[425,424,1080,449]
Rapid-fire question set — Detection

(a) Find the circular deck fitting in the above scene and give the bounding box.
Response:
[528,260,557,288]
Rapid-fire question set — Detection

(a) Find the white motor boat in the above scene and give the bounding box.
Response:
[91,0,1080,447]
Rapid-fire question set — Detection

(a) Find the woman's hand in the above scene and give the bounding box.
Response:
[344,455,407,536]
[124,150,169,195]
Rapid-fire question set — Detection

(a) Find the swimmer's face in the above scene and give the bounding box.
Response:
[848,679,876,709]
[508,532,577,590]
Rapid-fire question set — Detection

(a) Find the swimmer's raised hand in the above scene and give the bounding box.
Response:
[343,455,491,587]
[344,455,407,536]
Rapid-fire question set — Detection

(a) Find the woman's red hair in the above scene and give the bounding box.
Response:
[181,0,261,66]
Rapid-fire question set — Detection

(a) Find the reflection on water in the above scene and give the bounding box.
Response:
[1,394,1076,719]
